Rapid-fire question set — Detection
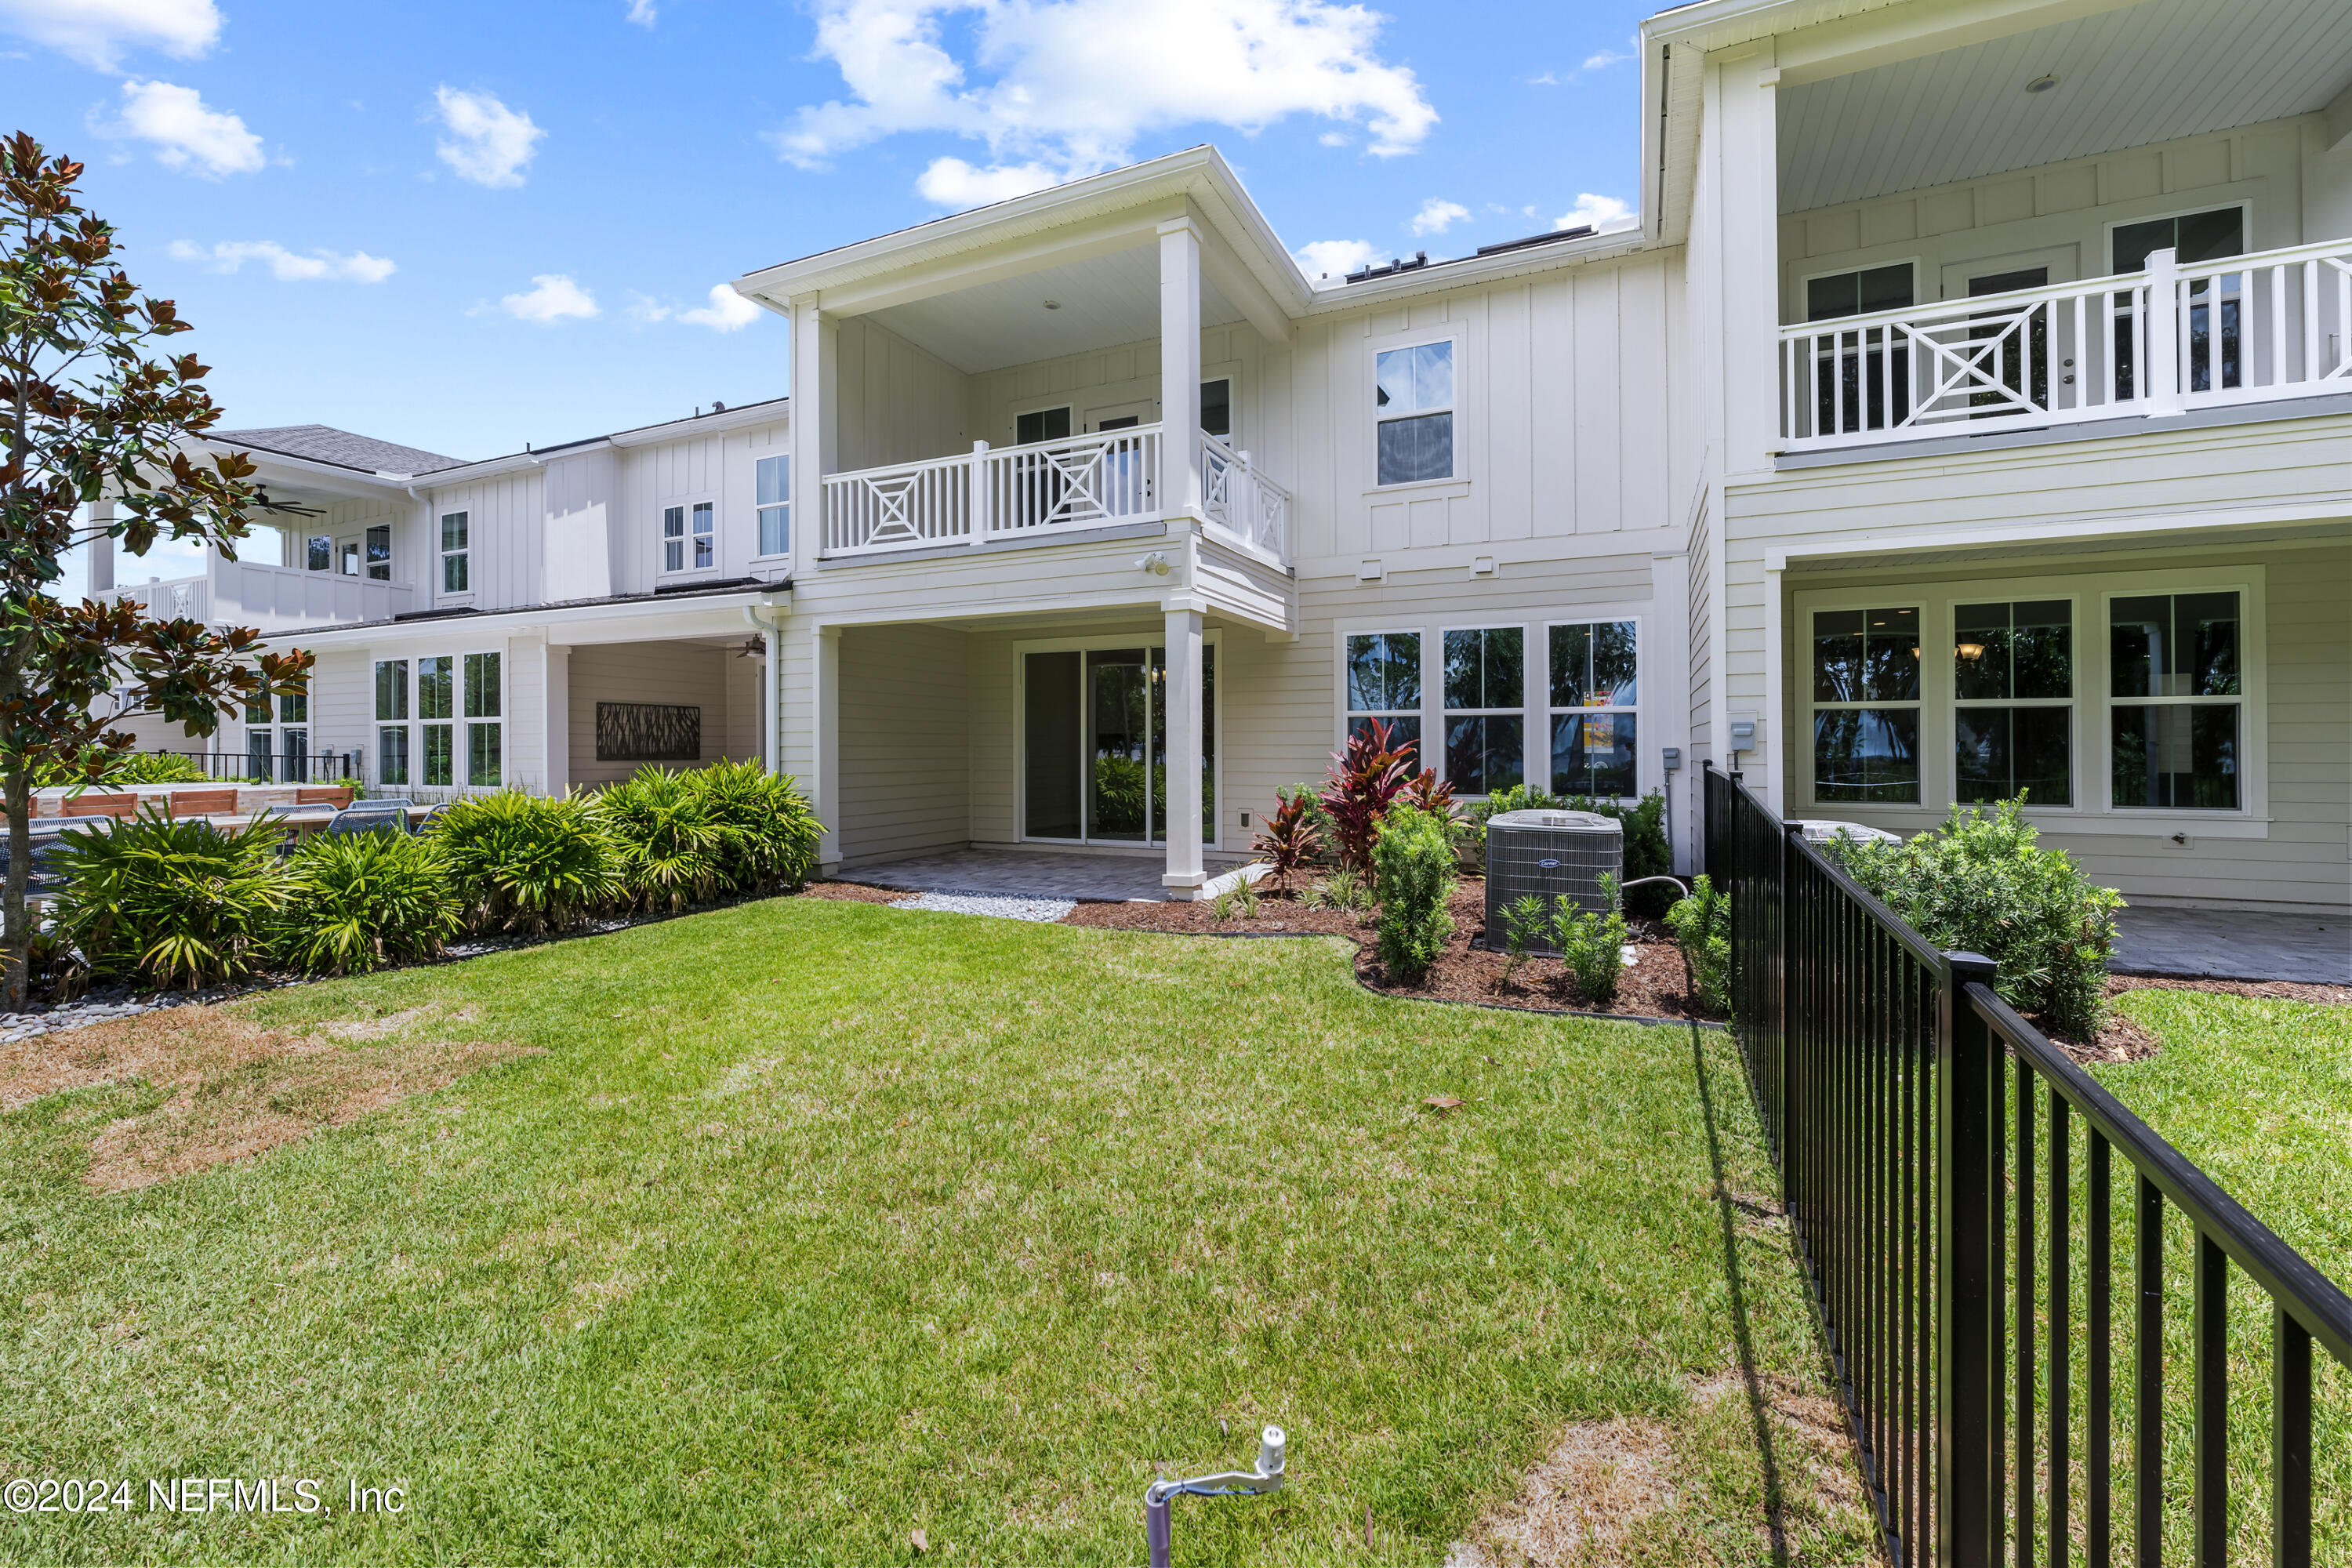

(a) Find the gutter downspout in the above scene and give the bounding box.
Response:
[742,600,789,775]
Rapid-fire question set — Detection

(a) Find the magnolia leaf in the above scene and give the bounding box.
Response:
[1422,1095,1465,1112]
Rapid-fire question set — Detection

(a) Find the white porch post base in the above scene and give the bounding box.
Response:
[1161,605,1206,898]
[814,623,841,877]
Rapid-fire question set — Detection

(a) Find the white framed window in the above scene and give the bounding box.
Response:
[1341,630,1424,762]
[439,512,470,595]
[1793,567,2264,828]
[339,539,360,576]
[662,501,715,573]
[305,534,332,572]
[755,455,789,557]
[1441,625,1524,797]
[1808,604,1924,804]
[1954,599,2073,808]
[376,651,501,789]
[1374,339,1454,486]
[1548,620,1639,798]
[365,523,392,581]
[2106,590,2241,812]
[245,681,313,782]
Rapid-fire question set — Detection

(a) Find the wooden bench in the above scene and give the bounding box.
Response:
[60,792,140,819]
[295,786,354,809]
[167,788,241,817]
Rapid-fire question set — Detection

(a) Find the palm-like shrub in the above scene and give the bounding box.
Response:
[1372,802,1457,983]
[597,767,726,913]
[427,789,622,934]
[693,758,823,893]
[1250,788,1323,885]
[49,811,287,989]
[273,831,464,975]
[1556,873,1629,1006]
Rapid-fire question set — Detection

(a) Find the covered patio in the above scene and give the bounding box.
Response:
[838,847,1256,903]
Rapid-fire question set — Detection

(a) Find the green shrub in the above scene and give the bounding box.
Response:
[693,758,823,894]
[1555,872,1628,1006]
[49,811,287,989]
[1300,866,1373,914]
[1372,802,1456,983]
[1500,893,1548,983]
[428,789,622,934]
[597,767,726,913]
[33,750,212,787]
[1664,874,1731,1013]
[273,831,464,975]
[1827,798,2122,1041]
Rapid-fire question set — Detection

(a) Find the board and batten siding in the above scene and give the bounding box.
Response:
[421,469,543,613]
[831,315,968,472]
[1777,115,2342,320]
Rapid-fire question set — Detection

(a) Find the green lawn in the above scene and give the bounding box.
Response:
[0,899,1871,1566]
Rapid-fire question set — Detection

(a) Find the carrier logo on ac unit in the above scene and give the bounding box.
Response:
[1536,858,1560,869]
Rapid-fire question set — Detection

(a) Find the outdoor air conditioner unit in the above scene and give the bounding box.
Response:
[1482,809,1623,956]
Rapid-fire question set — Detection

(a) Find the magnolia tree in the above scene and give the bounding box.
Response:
[1,132,311,1005]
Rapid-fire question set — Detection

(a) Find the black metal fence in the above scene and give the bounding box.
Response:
[1702,761,2348,1567]
[148,749,358,784]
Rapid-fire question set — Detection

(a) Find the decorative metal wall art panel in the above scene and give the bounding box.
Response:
[596,701,701,762]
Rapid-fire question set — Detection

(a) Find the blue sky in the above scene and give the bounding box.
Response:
[3,0,1650,471]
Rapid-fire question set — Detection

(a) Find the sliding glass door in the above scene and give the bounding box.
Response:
[1021,642,1214,846]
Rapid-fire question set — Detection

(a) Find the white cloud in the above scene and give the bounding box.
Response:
[104,78,261,177]
[625,0,655,24]
[679,284,760,331]
[1581,48,1631,71]
[1527,71,1559,86]
[1294,238,1382,285]
[1410,198,1468,238]
[1556,192,1635,234]
[776,0,1438,201]
[914,156,1070,209]
[167,239,394,282]
[0,0,219,70]
[501,274,598,324]
[432,86,543,188]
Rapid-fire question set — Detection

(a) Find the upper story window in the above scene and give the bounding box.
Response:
[664,502,715,572]
[365,523,391,581]
[1016,406,1072,445]
[1375,341,1454,485]
[440,511,470,594]
[1201,379,1232,438]
[2112,206,2242,274]
[755,456,790,557]
[1806,263,1915,321]
[305,534,332,572]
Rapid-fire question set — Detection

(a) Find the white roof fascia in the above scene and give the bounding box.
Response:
[187,440,416,499]
[733,146,1314,322]
[263,584,791,650]
[403,398,793,491]
[1300,230,1660,313]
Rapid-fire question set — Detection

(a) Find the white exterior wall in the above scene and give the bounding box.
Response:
[566,642,739,789]
[420,469,544,613]
[833,315,969,470]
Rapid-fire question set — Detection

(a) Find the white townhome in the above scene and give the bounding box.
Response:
[107,0,2350,917]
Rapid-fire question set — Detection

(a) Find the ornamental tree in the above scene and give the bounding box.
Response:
[1,132,311,1005]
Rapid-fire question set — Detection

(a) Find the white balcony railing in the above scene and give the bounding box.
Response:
[820,424,1290,563]
[1777,238,2352,452]
[96,557,415,630]
[1201,432,1290,560]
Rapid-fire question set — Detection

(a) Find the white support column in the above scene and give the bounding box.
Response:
[1157,216,1203,522]
[543,643,572,796]
[2144,247,2184,416]
[1160,604,1206,898]
[791,297,831,565]
[87,499,115,592]
[813,622,841,874]
[763,624,781,774]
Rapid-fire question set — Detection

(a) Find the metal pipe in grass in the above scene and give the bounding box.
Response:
[1144,1425,1285,1568]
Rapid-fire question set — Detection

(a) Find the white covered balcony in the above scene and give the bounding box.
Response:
[1777,236,2352,452]
[819,423,1289,563]
[97,554,415,630]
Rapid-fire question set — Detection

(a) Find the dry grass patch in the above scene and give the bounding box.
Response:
[0,1004,535,1191]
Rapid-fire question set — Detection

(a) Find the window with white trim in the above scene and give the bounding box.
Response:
[305,534,332,572]
[245,681,312,782]
[365,523,391,581]
[440,512,470,594]
[2109,591,2240,811]
[1443,626,1523,797]
[663,502,714,572]
[755,456,789,557]
[1548,621,1638,797]
[464,651,503,785]
[1374,341,1454,485]
[1344,631,1421,760]
[1810,606,1922,803]
[376,659,409,786]
[1954,600,2071,807]
[378,652,500,789]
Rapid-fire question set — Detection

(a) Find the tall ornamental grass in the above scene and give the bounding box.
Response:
[426,789,624,935]
[273,831,465,975]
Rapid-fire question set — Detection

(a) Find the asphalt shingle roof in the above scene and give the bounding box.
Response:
[212,424,468,476]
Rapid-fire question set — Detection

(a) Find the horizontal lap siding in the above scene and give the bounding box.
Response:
[565,643,734,789]
[837,623,970,864]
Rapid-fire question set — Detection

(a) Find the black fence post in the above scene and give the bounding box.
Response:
[1937,951,2001,1568]
[1780,820,1803,1160]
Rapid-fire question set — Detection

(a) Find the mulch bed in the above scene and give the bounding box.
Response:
[1063,877,1726,1025]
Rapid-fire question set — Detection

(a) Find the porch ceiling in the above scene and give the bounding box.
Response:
[864,243,1248,376]
[1777,0,2352,213]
